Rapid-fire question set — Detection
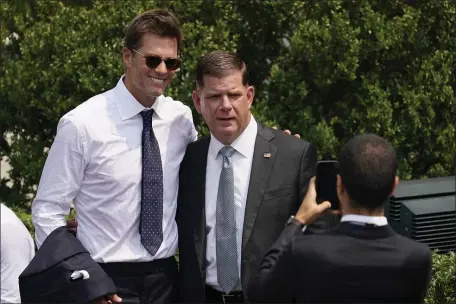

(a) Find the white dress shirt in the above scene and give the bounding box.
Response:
[1,204,35,304]
[341,214,388,226]
[32,77,197,263]
[205,115,258,290]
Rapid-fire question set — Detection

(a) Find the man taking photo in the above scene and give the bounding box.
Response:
[248,134,432,303]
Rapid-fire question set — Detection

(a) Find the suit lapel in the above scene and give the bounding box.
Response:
[192,136,210,274]
[242,124,277,250]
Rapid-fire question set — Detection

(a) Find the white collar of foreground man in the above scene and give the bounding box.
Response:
[341,214,388,227]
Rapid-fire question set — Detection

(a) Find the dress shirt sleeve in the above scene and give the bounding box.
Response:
[32,116,87,248]
[1,217,35,303]
[247,224,299,303]
[184,106,198,142]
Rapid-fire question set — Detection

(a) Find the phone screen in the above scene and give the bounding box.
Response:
[316,161,340,210]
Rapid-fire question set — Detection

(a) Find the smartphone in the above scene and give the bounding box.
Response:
[316,160,340,210]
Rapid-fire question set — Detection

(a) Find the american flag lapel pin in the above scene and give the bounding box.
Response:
[263,152,271,159]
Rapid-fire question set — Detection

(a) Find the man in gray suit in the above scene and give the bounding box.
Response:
[176,51,326,303]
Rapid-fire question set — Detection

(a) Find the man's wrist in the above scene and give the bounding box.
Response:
[294,214,309,225]
[287,215,307,233]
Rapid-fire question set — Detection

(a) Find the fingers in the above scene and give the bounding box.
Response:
[66,219,78,228]
[66,219,78,234]
[275,127,301,138]
[306,177,317,198]
[106,294,122,303]
[309,176,316,184]
[318,201,332,212]
[90,294,122,304]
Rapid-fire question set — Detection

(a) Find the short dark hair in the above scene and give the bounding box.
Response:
[338,134,397,209]
[195,51,249,88]
[124,9,183,51]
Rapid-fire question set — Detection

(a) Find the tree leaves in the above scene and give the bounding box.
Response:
[262,0,455,179]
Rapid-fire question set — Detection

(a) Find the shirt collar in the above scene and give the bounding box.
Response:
[113,76,170,121]
[341,214,388,226]
[208,114,257,159]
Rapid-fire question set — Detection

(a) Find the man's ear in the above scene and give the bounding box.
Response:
[389,176,400,195]
[192,90,202,114]
[336,175,344,197]
[247,85,255,109]
[122,47,132,68]
[336,174,342,195]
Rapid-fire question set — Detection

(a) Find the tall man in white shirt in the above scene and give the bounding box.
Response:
[32,9,196,304]
[1,203,35,304]
[176,51,320,303]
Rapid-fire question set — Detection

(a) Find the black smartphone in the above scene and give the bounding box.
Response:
[315,160,340,210]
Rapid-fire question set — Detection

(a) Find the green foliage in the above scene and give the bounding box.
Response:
[9,205,34,236]
[425,251,456,304]
[262,0,455,179]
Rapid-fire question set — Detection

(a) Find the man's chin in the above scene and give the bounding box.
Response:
[146,90,162,98]
[218,126,236,135]
[146,84,167,97]
[213,128,240,144]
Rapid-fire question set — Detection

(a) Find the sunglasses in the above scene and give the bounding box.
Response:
[132,49,181,71]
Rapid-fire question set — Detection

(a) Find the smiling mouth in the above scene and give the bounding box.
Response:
[148,76,165,85]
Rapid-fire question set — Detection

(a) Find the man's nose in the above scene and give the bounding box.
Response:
[220,95,232,110]
[154,60,167,74]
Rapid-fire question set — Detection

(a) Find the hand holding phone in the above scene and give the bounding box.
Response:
[315,160,340,210]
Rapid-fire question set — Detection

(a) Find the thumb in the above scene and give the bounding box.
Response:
[307,177,317,200]
[317,201,331,213]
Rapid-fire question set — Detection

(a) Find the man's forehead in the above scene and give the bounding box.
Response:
[201,74,244,89]
[202,85,244,95]
[138,33,178,56]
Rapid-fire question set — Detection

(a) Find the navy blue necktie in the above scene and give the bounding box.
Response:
[140,109,163,256]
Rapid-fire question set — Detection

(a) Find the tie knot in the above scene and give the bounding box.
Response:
[141,110,154,129]
[219,146,235,158]
[141,109,154,120]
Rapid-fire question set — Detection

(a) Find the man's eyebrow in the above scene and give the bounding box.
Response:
[206,92,221,97]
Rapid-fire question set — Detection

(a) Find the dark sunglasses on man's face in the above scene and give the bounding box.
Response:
[132,49,181,71]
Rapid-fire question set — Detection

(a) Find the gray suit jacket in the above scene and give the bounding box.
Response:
[176,123,321,302]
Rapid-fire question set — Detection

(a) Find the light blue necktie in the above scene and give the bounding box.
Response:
[216,146,239,293]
